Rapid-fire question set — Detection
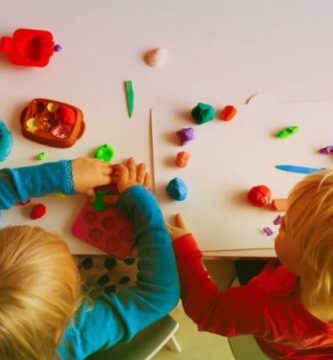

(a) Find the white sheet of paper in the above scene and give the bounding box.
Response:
[153,95,333,252]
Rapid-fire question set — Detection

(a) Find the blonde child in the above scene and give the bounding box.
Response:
[168,170,333,359]
[0,157,179,360]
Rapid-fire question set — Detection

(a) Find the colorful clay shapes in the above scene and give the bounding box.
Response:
[95,144,115,163]
[191,103,216,125]
[125,80,135,118]
[30,203,46,219]
[276,126,299,139]
[319,146,333,155]
[247,185,271,207]
[221,105,237,121]
[177,128,195,146]
[166,177,188,201]
[144,48,168,67]
[176,151,191,168]
[20,98,85,148]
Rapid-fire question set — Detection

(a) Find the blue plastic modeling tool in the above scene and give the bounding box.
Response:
[275,165,325,174]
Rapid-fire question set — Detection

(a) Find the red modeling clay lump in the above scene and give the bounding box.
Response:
[221,105,237,121]
[247,185,271,207]
[0,28,57,67]
[30,203,46,219]
[57,106,76,126]
[20,98,85,148]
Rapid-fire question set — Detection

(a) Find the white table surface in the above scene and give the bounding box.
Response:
[1,0,333,257]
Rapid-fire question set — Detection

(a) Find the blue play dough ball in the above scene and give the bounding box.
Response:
[0,120,13,162]
[166,177,188,201]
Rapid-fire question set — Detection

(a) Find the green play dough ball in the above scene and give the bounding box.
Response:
[95,144,115,162]
[191,102,216,124]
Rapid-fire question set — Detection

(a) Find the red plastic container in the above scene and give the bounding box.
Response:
[0,28,56,67]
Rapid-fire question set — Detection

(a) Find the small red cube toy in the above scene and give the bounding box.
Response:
[0,28,59,67]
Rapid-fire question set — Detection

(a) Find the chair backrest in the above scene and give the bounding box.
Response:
[87,315,179,360]
[228,334,271,360]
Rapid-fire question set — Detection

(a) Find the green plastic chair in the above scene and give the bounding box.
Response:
[86,315,181,360]
[228,335,271,360]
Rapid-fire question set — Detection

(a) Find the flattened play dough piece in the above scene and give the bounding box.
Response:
[276,126,299,139]
[0,120,13,162]
[319,146,333,154]
[37,152,46,160]
[263,227,274,236]
[166,177,188,201]
[26,117,39,132]
[125,80,135,118]
[191,103,216,124]
[95,144,115,162]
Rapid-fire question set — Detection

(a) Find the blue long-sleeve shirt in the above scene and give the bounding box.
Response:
[0,161,180,359]
[0,160,74,209]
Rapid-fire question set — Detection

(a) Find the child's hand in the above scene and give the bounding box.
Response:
[167,213,191,241]
[72,158,112,201]
[104,158,151,204]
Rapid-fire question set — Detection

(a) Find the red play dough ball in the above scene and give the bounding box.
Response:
[221,105,237,121]
[30,203,46,219]
[57,106,76,126]
[247,185,271,207]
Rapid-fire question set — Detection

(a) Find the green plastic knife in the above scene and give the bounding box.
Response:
[125,80,135,118]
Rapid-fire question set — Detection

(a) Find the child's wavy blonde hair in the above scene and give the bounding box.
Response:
[285,170,333,304]
[0,225,82,360]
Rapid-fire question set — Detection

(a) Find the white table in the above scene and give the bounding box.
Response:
[1,0,333,257]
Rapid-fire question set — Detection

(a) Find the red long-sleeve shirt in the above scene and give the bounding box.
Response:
[173,234,333,359]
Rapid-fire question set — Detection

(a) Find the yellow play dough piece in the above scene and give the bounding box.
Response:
[26,117,39,132]
[47,102,58,112]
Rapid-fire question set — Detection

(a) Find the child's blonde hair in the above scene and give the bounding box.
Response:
[0,225,81,360]
[285,170,333,304]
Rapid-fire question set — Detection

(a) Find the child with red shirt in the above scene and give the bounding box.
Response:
[168,170,333,359]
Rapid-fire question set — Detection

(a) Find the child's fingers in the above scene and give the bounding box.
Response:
[101,165,113,176]
[166,222,178,232]
[117,164,129,181]
[143,173,152,190]
[111,165,119,181]
[86,189,96,203]
[175,213,187,230]
[137,163,146,184]
[98,174,113,186]
[127,158,136,181]
[166,222,173,230]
